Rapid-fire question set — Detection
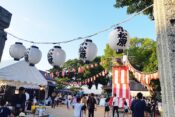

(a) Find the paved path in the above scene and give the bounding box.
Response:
[46,105,132,117]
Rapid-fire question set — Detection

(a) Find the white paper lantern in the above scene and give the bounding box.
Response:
[24,46,42,66]
[9,42,26,61]
[79,39,97,62]
[109,26,130,50]
[47,46,66,67]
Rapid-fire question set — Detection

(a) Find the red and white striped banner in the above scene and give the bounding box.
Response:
[112,66,131,107]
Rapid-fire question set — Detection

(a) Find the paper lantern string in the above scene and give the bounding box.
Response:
[127,59,159,87]
[49,62,102,78]
[59,69,108,86]
[6,4,153,45]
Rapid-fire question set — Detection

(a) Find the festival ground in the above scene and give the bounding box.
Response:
[44,105,131,117]
[26,105,131,117]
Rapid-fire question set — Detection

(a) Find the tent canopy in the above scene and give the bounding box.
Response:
[0,60,47,87]
[82,84,103,95]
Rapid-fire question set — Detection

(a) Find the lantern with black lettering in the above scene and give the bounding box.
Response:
[48,46,66,67]
[25,46,42,66]
[109,26,130,51]
[79,39,97,63]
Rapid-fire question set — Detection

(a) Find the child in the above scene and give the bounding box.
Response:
[104,98,110,117]
[123,101,129,117]
[73,97,83,117]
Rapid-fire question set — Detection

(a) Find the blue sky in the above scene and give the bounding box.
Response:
[1,0,155,70]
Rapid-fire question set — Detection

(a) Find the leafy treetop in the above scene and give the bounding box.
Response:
[114,0,153,20]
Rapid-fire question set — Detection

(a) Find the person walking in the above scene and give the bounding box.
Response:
[51,92,56,108]
[81,95,87,117]
[73,97,83,117]
[112,94,119,117]
[131,92,146,117]
[87,93,96,117]
[104,98,110,117]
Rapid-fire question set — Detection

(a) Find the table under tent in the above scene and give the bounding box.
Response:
[0,60,48,102]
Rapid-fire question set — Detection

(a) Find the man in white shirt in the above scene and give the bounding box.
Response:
[25,91,30,110]
[112,94,119,117]
[73,97,83,117]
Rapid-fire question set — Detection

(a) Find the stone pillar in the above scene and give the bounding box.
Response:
[154,0,175,116]
[0,6,12,62]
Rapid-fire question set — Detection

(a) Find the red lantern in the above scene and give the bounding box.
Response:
[56,71,60,77]
[50,72,54,78]
[86,65,90,69]
[78,67,85,73]
[95,63,98,67]
[93,76,96,80]
[90,64,94,68]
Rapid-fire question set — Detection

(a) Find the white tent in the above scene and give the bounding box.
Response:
[0,60,47,88]
[82,84,103,95]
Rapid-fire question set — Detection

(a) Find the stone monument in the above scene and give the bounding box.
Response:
[154,0,175,116]
[0,6,12,61]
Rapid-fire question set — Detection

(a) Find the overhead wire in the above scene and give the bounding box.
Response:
[5,4,153,45]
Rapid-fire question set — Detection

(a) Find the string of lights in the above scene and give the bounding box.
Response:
[5,4,153,45]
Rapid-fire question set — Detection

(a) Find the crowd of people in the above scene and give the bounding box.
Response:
[48,91,160,117]
[0,86,161,117]
[0,87,46,117]
[45,91,160,117]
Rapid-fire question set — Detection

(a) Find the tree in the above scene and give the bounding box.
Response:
[128,37,158,72]
[102,38,160,100]
[114,0,153,19]
[128,38,160,100]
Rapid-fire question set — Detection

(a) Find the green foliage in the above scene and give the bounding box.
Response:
[102,38,160,100]
[114,0,153,19]
[128,37,158,72]
[128,38,160,100]
[55,77,69,90]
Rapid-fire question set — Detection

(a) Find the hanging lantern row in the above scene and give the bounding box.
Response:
[60,69,108,86]
[109,26,130,52]
[9,39,98,67]
[47,62,104,78]
[9,26,130,66]
[9,42,42,66]
[127,59,159,86]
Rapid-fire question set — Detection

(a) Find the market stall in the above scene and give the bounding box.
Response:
[0,60,48,100]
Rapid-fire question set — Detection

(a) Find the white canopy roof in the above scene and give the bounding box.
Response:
[82,84,103,95]
[0,60,47,88]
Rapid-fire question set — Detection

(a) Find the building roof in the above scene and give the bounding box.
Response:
[130,80,148,91]
[39,70,55,81]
